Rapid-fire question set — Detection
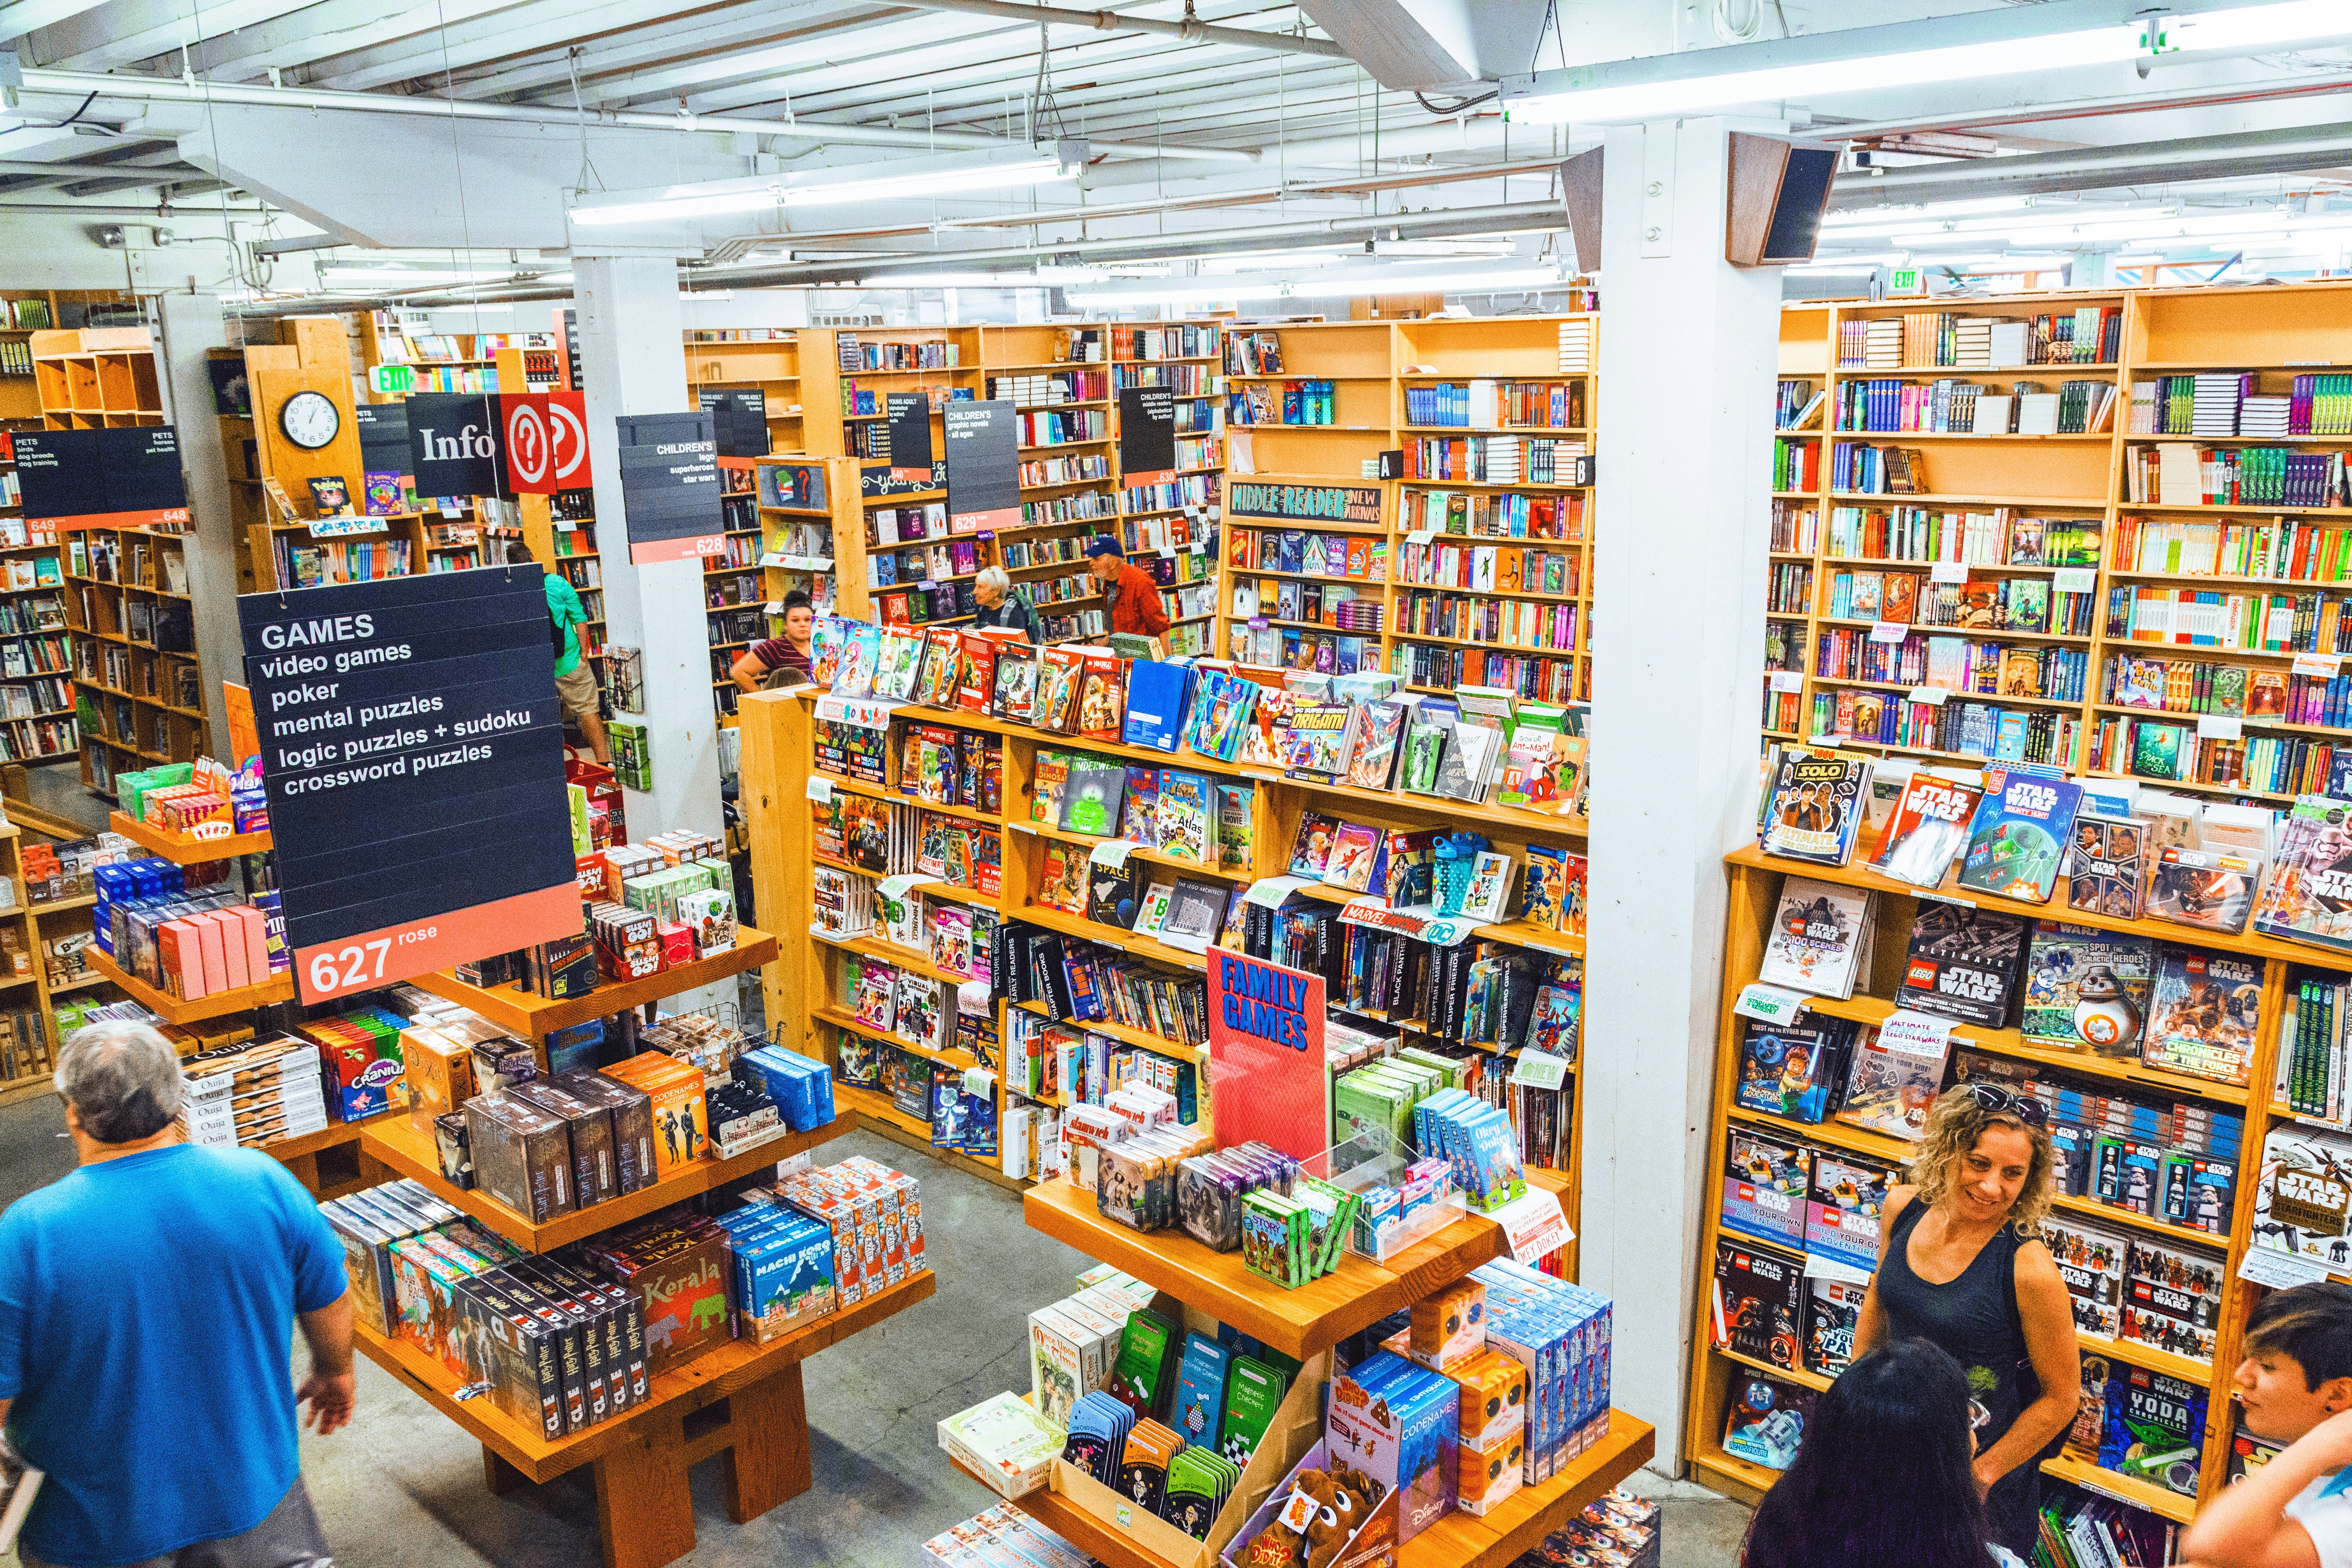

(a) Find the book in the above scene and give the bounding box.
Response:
[1214,785,1254,873]
[2098,1365,2206,1498]
[1321,823,1381,892]
[1760,752,1871,866]
[1758,878,1874,1000]
[1734,1017,1856,1123]
[2067,815,2150,921]
[1343,699,1407,791]
[1087,861,1141,929]
[1060,761,1129,836]
[1896,903,2030,1028]
[1074,655,1125,741]
[2020,922,2154,1057]
[991,646,1038,723]
[1398,701,1455,796]
[2254,797,2352,952]
[1154,772,1211,864]
[1035,647,1086,732]
[1523,845,1570,931]
[1871,773,1982,889]
[2145,846,2260,936]
[1121,767,1161,846]
[1838,1015,1955,1141]
[2144,948,2262,1085]
[1161,879,1230,952]
[1955,771,2083,903]
[1281,699,1354,783]
[1458,851,1516,922]
[1432,719,1501,803]
[1289,814,1338,877]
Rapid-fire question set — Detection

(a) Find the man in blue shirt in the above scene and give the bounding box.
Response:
[0,1023,353,1567]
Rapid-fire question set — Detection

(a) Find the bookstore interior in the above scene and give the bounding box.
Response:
[26,4,2352,1567]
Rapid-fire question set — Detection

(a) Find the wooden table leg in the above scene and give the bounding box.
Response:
[721,1361,814,1524]
[481,1446,528,1497]
[593,1430,696,1568]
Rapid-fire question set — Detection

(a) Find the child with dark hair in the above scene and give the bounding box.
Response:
[2181,1282,2352,1568]
[1742,1339,2024,1568]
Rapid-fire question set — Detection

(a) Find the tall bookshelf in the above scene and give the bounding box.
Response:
[981,323,1118,643]
[1219,313,1598,704]
[683,328,802,454]
[1106,321,1224,654]
[741,684,1588,1266]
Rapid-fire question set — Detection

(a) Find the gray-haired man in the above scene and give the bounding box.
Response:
[0,1023,353,1567]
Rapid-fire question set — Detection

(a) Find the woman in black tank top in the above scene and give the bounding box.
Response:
[1856,1083,2081,1557]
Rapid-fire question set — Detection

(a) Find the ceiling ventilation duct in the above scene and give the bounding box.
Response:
[1293,0,1549,92]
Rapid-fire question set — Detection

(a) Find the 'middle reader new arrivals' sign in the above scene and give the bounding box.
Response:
[1206,949,1328,1161]
[237,568,582,1003]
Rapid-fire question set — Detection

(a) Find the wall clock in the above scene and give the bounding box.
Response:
[279,389,341,450]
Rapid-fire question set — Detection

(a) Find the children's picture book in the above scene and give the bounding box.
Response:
[1871,773,1982,889]
[1281,699,1353,783]
[1458,851,1516,922]
[1060,761,1129,837]
[1184,670,1256,762]
[992,646,1038,724]
[1523,845,1570,931]
[2255,797,2352,952]
[1896,903,2030,1029]
[1758,878,1873,1000]
[954,632,998,714]
[2099,1365,2206,1499]
[833,624,882,699]
[1075,657,1125,741]
[1031,751,1073,827]
[1133,879,1176,937]
[872,627,926,700]
[2067,815,2150,920]
[1955,771,2083,903]
[1241,685,1292,769]
[1528,985,1578,1061]
[1760,752,1872,866]
[1343,700,1406,791]
[2145,846,2260,936]
[1034,646,1086,732]
[1154,772,1211,864]
[1120,767,1162,847]
[362,473,404,517]
[1838,1016,1954,1141]
[1161,879,1230,952]
[1321,823,1381,892]
[2144,949,2262,1085]
[1214,785,1254,873]
[1733,1017,1855,1123]
[1038,846,1089,915]
[1399,701,1455,796]
[2020,922,2154,1057]
[306,475,351,517]
[1087,861,1141,930]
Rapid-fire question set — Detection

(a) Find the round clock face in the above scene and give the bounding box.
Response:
[280,389,340,450]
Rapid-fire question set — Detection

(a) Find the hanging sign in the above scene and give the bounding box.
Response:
[615,410,724,565]
[15,427,189,529]
[886,392,936,484]
[501,391,592,493]
[944,400,1020,532]
[1205,949,1328,1161]
[236,567,581,1004]
[1117,386,1177,487]
[697,387,770,463]
[406,391,505,497]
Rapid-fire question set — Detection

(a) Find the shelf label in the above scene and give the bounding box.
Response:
[877,873,924,901]
[776,1150,814,1178]
[1921,890,1976,909]
[1088,839,1140,870]
[1510,1048,1573,1090]
[1337,897,1473,948]
[1869,621,1908,644]
[1804,1252,1874,1287]
[1928,560,1969,585]
[1879,1009,1957,1060]
[765,600,783,616]
[759,552,789,568]
[961,1066,995,1099]
[1907,686,1953,706]
[2052,567,2097,593]
[1493,1185,1573,1265]
[2241,1246,2338,1289]
[1406,527,1438,546]
[1733,984,1811,1026]
[2196,714,2244,741]
[1243,875,1312,908]
[805,775,833,804]
[554,518,577,532]
[1767,671,1804,693]
[813,695,897,729]
[919,579,940,593]
[2298,652,2346,679]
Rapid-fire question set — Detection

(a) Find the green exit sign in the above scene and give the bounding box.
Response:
[369,364,415,394]
[1888,268,1925,295]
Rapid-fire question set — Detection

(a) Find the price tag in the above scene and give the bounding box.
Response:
[1248,617,1269,630]
[555,519,578,532]
[2197,714,2244,741]
[919,579,940,592]
[775,1151,813,1178]
[1158,546,1176,560]
[2052,567,2097,594]
[2241,1246,2338,1289]
[877,873,924,901]
[805,775,833,803]
[1733,984,1811,1025]
[1928,560,1969,584]
[1767,671,1804,693]
[1879,1009,1956,1058]
[759,553,788,568]
[1089,839,1139,870]
[1907,686,1952,706]
[961,1066,995,1098]
[1492,1186,1573,1265]
[2298,652,2346,679]
[1244,875,1312,908]
[2269,606,2299,643]
[1869,621,1908,644]
[1510,1049,1573,1090]
[1406,527,1438,546]
[1804,1252,1874,1287]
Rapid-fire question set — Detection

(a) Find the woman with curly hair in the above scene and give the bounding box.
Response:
[1854,1081,2079,1558]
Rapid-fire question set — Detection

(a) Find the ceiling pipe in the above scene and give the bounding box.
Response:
[229,199,1569,314]
[1810,70,2352,142]
[0,158,204,185]
[1831,119,2352,209]
[880,0,1344,57]
[14,68,1262,164]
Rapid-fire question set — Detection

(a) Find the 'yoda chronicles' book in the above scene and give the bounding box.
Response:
[1756,877,1873,999]
[2144,948,2263,1086]
[1759,752,1871,866]
[1896,903,2030,1028]
[1955,770,2082,903]
[2099,1364,2206,1498]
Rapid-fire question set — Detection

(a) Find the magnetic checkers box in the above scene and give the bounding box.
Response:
[465,1094,576,1223]
[555,1070,656,1196]
[602,1051,709,1176]
[509,1080,617,1210]
[1721,1130,1808,1248]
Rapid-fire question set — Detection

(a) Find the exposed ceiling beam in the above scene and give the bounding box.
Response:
[881,0,1341,58]
[0,156,201,184]
[1831,119,2352,209]
[0,0,105,43]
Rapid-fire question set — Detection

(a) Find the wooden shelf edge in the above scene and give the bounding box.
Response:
[86,946,293,1021]
[408,925,778,1036]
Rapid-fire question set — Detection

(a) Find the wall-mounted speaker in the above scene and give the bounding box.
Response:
[1561,146,1604,275]
[1725,133,1841,267]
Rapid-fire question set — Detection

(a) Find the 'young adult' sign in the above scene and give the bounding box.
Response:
[1206,949,1328,1161]
[236,568,582,1003]
[886,392,935,484]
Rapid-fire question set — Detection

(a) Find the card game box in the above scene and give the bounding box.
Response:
[464,1093,574,1224]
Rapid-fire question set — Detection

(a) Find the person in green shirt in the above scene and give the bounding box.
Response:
[542,562,609,765]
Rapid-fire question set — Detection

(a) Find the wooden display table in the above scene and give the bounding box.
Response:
[409,925,778,1039]
[357,1271,937,1568]
[107,811,273,862]
[85,947,297,1023]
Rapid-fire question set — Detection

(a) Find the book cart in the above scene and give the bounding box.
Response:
[733,682,1589,1249]
[1219,313,1597,706]
[1761,278,2352,802]
[1687,840,2321,1532]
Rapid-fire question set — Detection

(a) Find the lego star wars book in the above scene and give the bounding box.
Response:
[2042,1213,2130,1341]
[2146,846,2261,937]
[2099,1364,2206,1498]
[2257,797,2352,952]
[2144,948,2262,1086]
[1757,877,1874,1000]
[1710,1238,1802,1371]
[1732,1016,1857,1124]
[1895,902,2030,1028]
[2019,922,2154,1057]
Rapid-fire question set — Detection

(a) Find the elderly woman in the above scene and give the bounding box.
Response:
[971,566,1041,643]
[1854,1082,2079,1559]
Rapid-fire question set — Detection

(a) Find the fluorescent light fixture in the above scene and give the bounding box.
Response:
[1502,0,2352,123]
[1066,262,1573,308]
[1822,198,2035,229]
[570,153,1077,227]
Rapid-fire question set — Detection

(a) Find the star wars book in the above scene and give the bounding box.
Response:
[1801,1278,1864,1379]
[2144,948,2262,1086]
[1710,1238,1801,1370]
[1896,903,2030,1028]
[1759,751,1872,867]
[1757,877,1874,1000]
[2020,921,2155,1057]
[2255,797,2352,952]
[1838,1015,1956,1141]
[2099,1365,2206,1498]
[2066,815,2150,920]
[2146,846,2260,936]
[1956,771,2083,903]
[1871,772,1981,889]
[1804,1152,1891,1273]
[1733,1016,1857,1124]
[2043,1213,2130,1341]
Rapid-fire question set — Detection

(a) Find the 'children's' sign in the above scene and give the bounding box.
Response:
[1207,950,1328,1161]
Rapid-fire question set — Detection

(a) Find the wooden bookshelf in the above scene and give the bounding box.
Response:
[107,811,271,861]
[1220,313,1596,707]
[1689,840,2305,1522]
[407,925,778,1040]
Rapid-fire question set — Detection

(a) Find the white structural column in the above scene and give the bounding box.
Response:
[153,291,242,763]
[1584,117,1782,1474]
[572,254,725,844]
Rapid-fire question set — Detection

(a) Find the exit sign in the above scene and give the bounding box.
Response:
[369,364,415,394]
[1888,268,1925,295]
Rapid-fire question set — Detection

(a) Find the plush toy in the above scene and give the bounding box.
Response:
[1294,1471,1354,1568]
[1331,1458,1387,1509]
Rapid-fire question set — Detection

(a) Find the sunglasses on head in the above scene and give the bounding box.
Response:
[1963,1081,2047,1127]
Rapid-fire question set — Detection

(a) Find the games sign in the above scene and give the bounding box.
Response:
[237,568,582,1003]
[1206,949,1327,1161]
